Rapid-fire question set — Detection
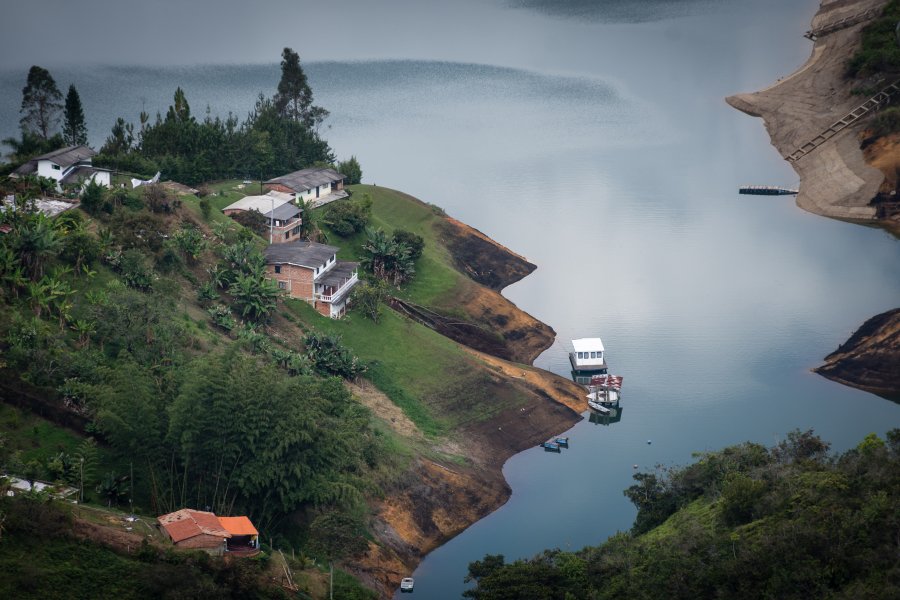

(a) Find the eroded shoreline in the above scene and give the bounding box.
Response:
[726,0,900,398]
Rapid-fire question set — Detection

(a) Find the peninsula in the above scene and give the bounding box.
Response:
[726,0,900,398]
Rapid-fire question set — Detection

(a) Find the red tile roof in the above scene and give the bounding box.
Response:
[218,516,259,536]
[157,509,230,543]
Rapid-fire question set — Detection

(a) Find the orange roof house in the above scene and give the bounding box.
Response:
[157,509,259,555]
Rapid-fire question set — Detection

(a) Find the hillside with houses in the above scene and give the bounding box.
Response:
[0,51,583,598]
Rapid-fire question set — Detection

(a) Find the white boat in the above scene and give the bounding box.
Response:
[587,397,611,414]
[569,338,607,373]
[586,373,623,411]
[400,577,415,593]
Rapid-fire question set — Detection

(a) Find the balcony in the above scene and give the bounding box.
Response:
[316,271,358,303]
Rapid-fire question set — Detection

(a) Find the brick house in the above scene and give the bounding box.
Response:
[264,240,359,319]
[157,509,231,555]
[264,167,348,208]
[157,509,259,555]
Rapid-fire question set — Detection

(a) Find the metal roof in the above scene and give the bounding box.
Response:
[317,261,358,287]
[572,338,604,353]
[59,165,110,185]
[265,167,345,193]
[13,145,96,175]
[218,516,258,536]
[266,202,301,221]
[223,190,294,213]
[264,240,338,269]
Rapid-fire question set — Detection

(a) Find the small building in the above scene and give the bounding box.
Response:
[218,516,260,554]
[157,509,260,556]
[569,338,608,374]
[264,167,348,208]
[157,508,231,555]
[264,240,359,319]
[11,145,111,191]
[222,190,303,244]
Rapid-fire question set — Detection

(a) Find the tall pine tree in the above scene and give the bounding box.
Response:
[273,47,328,129]
[63,84,88,146]
[20,65,63,140]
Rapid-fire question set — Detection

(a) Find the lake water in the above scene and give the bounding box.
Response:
[3,0,900,598]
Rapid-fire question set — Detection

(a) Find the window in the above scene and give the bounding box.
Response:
[278,281,287,290]
[51,164,61,170]
[274,265,281,274]
[577,352,584,359]
[590,352,596,359]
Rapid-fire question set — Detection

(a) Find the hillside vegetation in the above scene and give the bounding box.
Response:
[463,430,900,599]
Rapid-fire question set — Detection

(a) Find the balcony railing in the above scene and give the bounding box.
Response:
[316,272,358,303]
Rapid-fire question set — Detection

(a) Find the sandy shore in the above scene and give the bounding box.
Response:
[726,0,888,221]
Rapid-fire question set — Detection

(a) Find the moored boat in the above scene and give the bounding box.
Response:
[400,577,415,593]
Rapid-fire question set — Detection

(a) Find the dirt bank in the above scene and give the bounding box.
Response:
[814,308,900,400]
[727,0,900,397]
[351,360,583,596]
[431,216,557,364]
[726,0,888,221]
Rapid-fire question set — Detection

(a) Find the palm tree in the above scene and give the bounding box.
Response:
[25,279,51,317]
[70,319,96,348]
[14,213,62,279]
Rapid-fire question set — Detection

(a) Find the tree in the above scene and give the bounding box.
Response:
[275,48,313,123]
[19,66,63,140]
[62,85,88,146]
[351,279,389,323]
[337,156,362,185]
[100,117,134,156]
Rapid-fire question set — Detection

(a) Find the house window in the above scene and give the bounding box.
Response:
[278,281,287,290]
[577,352,584,359]
[274,265,281,274]
[590,352,596,359]
[292,225,300,235]
[51,164,61,170]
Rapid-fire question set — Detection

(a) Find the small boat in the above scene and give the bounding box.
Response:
[555,437,569,448]
[541,442,561,452]
[739,185,798,196]
[587,398,611,414]
[569,338,608,374]
[400,577,415,593]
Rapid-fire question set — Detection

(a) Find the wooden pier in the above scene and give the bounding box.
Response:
[784,79,900,164]
[739,185,798,196]
[803,7,880,41]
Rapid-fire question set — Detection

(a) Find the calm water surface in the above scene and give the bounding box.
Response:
[3,1,899,598]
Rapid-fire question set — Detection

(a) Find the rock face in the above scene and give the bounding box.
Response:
[725,0,888,221]
[814,308,900,400]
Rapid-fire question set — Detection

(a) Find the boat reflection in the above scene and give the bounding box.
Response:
[588,404,623,426]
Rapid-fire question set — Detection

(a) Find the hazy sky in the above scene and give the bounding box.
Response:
[0,0,718,69]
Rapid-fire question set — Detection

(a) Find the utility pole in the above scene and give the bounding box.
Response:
[79,457,84,504]
[330,562,333,600]
[269,195,275,244]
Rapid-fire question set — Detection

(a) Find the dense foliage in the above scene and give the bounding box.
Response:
[0,187,383,540]
[90,48,334,185]
[464,430,900,599]
[846,0,900,78]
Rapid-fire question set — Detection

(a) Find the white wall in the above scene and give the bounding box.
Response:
[37,160,63,181]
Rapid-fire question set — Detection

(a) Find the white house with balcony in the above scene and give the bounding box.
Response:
[264,167,348,208]
[12,145,111,192]
[263,240,359,318]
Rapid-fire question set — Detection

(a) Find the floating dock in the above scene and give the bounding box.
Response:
[739,185,798,196]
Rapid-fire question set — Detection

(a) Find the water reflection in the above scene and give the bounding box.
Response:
[588,405,624,426]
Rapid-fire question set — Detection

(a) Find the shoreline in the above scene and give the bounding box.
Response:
[726,0,900,398]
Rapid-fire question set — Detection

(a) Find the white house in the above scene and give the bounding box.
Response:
[12,145,111,191]
[222,190,303,244]
[264,167,348,208]
[569,338,607,373]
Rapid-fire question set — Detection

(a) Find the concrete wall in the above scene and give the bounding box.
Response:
[37,160,63,181]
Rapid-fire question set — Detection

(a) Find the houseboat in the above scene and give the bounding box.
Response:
[569,338,608,374]
[400,577,415,593]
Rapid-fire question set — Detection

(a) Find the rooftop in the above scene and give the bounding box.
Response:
[13,145,96,175]
[572,338,605,353]
[266,167,345,193]
[218,516,258,536]
[223,190,294,213]
[266,201,301,221]
[264,240,338,269]
[318,261,358,288]
[59,165,110,185]
[157,509,231,543]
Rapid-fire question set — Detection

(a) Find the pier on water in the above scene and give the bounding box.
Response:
[739,185,798,196]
